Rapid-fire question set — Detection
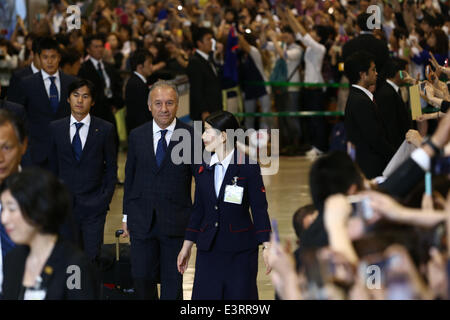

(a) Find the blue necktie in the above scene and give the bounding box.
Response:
[155,129,168,167]
[72,122,84,161]
[49,76,59,113]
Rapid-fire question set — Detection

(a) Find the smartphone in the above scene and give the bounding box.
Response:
[399,70,404,80]
[271,219,280,243]
[420,81,426,92]
[445,59,449,68]
[348,195,374,221]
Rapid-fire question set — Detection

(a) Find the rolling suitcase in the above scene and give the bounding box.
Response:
[99,230,136,300]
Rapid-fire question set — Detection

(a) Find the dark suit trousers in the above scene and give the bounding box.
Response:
[130,212,184,300]
[73,209,107,262]
[303,88,328,152]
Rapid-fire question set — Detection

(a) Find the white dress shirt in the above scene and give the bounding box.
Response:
[210,149,235,197]
[386,79,400,94]
[152,118,176,154]
[296,33,326,84]
[352,84,374,102]
[134,71,147,84]
[196,49,217,75]
[31,62,39,74]
[89,57,112,97]
[41,69,61,102]
[70,114,91,149]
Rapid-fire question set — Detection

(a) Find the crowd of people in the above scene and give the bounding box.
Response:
[0,0,447,301]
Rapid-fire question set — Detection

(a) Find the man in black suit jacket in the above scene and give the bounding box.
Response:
[342,13,390,74]
[0,85,26,123]
[7,35,41,102]
[49,79,117,262]
[78,34,123,127]
[375,58,412,151]
[186,27,222,122]
[123,81,195,300]
[8,37,78,168]
[125,50,153,135]
[344,51,396,179]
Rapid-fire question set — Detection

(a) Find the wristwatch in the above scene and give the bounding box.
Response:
[421,137,442,156]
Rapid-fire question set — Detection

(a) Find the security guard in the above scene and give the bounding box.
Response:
[177,111,272,300]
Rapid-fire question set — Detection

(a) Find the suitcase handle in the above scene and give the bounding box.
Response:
[115,229,124,261]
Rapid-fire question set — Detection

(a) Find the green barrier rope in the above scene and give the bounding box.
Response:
[233,108,438,117]
[233,111,344,117]
[245,81,349,88]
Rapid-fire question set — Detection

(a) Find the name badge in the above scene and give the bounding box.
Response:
[224,177,244,205]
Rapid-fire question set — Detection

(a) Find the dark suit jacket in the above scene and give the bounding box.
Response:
[185,151,271,252]
[186,52,222,121]
[7,66,33,102]
[78,59,123,125]
[124,73,152,134]
[379,157,426,199]
[374,81,412,150]
[8,70,77,166]
[2,240,98,300]
[342,33,389,72]
[345,86,396,179]
[49,116,117,216]
[123,119,195,238]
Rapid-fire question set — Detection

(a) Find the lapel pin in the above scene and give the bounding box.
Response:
[44,265,53,275]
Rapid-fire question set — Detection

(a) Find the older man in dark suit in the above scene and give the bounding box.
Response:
[8,37,77,168]
[186,27,222,122]
[49,79,117,262]
[123,80,195,300]
[344,51,395,179]
[125,50,153,135]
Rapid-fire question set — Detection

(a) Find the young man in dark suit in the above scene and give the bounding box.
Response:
[78,34,123,128]
[7,34,41,102]
[8,36,78,168]
[375,58,412,151]
[186,27,222,122]
[125,50,153,135]
[122,81,195,300]
[49,79,117,262]
[344,51,395,179]
[342,13,390,74]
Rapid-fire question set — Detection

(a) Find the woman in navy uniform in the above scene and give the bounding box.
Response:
[177,111,272,300]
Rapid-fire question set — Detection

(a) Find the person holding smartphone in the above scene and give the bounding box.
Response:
[177,111,272,300]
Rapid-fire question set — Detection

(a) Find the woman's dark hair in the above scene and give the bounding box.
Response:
[205,111,240,132]
[205,111,241,147]
[309,151,363,213]
[0,168,71,235]
[430,28,448,56]
[68,79,96,101]
[60,49,81,68]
